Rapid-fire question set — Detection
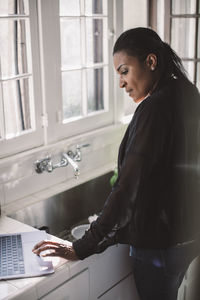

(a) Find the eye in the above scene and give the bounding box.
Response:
[121,70,128,75]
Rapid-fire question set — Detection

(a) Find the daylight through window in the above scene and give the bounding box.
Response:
[59,0,108,122]
[0,0,35,140]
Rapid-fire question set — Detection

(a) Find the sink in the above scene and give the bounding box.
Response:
[8,172,112,241]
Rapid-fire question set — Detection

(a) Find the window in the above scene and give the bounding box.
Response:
[0,0,117,157]
[39,0,114,143]
[155,0,200,90]
[59,0,108,121]
[170,0,199,87]
[0,0,43,158]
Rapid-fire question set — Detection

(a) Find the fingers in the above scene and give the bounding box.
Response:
[33,240,61,251]
[32,240,79,261]
[34,245,58,255]
[41,252,58,257]
[32,240,63,256]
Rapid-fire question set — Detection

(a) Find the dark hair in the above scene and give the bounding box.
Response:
[113,27,188,82]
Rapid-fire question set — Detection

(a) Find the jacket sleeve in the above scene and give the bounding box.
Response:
[73,99,171,259]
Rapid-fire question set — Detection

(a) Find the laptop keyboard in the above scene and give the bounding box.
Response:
[0,234,25,277]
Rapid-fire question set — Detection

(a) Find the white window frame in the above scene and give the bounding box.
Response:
[38,0,116,145]
[155,0,200,88]
[0,0,43,158]
[0,0,123,158]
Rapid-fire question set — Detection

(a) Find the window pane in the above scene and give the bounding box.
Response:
[172,0,196,14]
[87,68,104,113]
[3,78,33,139]
[60,19,81,69]
[197,63,200,91]
[0,19,32,78]
[0,0,29,16]
[59,0,80,16]
[62,70,82,119]
[85,0,105,15]
[182,61,194,82]
[171,18,195,58]
[86,18,103,64]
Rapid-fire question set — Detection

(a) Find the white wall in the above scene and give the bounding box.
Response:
[123,0,148,30]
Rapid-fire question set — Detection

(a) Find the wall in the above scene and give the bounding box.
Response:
[0,124,125,215]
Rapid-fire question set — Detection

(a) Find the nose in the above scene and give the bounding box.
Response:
[119,77,126,89]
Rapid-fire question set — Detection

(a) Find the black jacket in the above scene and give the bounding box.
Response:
[73,77,200,260]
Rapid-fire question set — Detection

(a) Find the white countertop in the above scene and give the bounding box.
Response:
[0,216,96,300]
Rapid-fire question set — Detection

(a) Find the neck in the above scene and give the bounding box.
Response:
[149,71,162,95]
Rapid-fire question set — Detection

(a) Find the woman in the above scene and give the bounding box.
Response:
[33,28,200,300]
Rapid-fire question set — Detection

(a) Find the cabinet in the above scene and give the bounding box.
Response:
[40,245,137,300]
[98,273,140,300]
[89,245,135,299]
[41,269,89,300]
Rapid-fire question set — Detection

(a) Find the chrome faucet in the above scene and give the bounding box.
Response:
[34,143,89,178]
[62,153,80,178]
[68,143,90,162]
[34,155,68,173]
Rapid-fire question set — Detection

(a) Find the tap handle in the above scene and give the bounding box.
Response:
[34,156,51,174]
[73,143,90,161]
[35,162,44,174]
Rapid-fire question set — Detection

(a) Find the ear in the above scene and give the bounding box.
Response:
[145,53,157,71]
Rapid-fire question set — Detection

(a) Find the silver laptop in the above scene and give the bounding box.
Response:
[0,230,54,280]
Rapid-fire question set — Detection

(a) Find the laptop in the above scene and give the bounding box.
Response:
[0,230,54,280]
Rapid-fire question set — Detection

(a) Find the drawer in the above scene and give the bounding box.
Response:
[41,269,89,300]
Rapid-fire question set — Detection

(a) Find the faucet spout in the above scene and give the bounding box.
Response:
[63,153,80,178]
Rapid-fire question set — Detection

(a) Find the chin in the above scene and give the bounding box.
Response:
[133,97,142,103]
[130,95,138,103]
[134,95,147,103]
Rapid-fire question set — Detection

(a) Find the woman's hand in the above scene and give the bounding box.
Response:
[32,240,79,261]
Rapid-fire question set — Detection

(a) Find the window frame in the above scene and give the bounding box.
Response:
[0,0,43,158]
[0,0,122,158]
[150,0,200,88]
[38,0,116,144]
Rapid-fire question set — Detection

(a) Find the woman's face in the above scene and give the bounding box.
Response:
[113,51,157,103]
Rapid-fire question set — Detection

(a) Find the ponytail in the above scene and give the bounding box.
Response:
[162,42,188,81]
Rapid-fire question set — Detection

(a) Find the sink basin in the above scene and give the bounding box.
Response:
[71,224,91,240]
[8,172,112,241]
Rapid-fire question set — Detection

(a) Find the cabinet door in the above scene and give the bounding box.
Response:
[98,273,140,300]
[90,245,133,299]
[41,269,89,300]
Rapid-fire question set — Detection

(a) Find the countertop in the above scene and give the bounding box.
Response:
[0,215,97,300]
